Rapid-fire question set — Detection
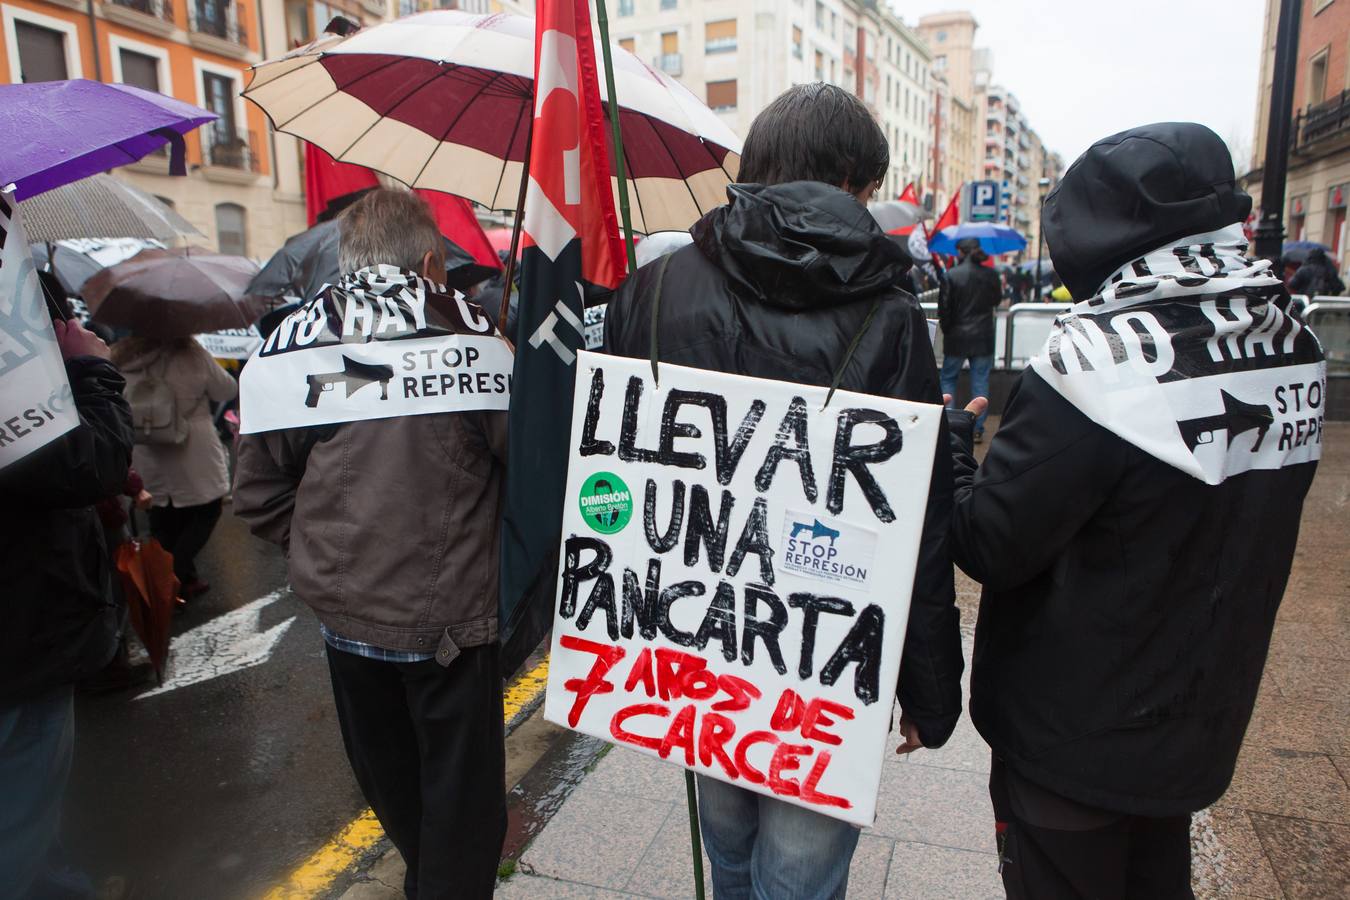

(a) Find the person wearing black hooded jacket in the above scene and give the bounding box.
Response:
[947,123,1324,898]
[604,83,962,900]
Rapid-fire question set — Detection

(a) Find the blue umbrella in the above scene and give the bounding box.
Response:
[930,222,1028,256]
[0,80,215,200]
[1281,240,1331,265]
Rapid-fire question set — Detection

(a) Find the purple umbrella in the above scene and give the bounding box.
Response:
[0,80,216,200]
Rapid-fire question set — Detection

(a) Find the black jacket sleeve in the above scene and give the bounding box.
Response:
[949,370,1125,592]
[1,357,133,509]
[882,301,964,749]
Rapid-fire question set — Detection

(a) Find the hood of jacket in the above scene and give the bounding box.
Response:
[1043,122,1252,301]
[691,181,911,311]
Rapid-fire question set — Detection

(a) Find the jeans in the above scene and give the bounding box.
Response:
[0,687,93,900]
[696,775,860,900]
[941,353,993,433]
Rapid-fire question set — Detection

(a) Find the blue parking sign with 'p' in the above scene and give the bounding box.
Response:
[970,181,999,221]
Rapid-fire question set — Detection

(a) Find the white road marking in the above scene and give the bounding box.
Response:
[136,589,297,700]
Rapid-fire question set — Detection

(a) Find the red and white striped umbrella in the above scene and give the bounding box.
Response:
[244,11,741,234]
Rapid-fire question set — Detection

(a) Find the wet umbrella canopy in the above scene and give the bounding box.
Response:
[84,248,265,338]
[244,11,741,233]
[21,174,201,245]
[0,80,215,200]
[929,222,1029,256]
[31,238,166,297]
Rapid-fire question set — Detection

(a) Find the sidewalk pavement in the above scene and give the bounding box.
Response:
[344,422,1349,898]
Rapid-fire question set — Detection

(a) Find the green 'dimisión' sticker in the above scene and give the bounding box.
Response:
[579,472,632,535]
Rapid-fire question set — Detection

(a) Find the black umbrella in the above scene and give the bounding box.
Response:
[247,220,498,303]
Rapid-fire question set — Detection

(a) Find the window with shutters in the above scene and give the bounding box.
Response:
[814,50,823,81]
[661,31,679,54]
[706,79,737,111]
[15,21,68,83]
[618,37,635,53]
[705,19,736,54]
[216,203,247,256]
[792,25,802,59]
[119,49,161,92]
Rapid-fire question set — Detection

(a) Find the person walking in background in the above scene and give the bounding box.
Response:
[1,318,134,899]
[234,189,509,899]
[946,123,1324,898]
[604,83,963,900]
[112,336,237,599]
[939,237,1001,442]
[1289,246,1345,297]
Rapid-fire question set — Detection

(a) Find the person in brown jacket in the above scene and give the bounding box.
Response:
[233,189,509,899]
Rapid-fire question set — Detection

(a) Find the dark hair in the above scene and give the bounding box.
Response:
[737,83,888,191]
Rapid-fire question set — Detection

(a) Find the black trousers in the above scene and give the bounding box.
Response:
[990,758,1193,900]
[148,499,222,585]
[325,643,506,900]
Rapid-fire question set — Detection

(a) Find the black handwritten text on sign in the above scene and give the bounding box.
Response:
[543,352,942,826]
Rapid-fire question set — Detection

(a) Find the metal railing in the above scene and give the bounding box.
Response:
[1301,296,1350,377]
[108,0,175,24]
[201,128,261,172]
[1294,90,1350,152]
[190,1,247,45]
[655,53,682,76]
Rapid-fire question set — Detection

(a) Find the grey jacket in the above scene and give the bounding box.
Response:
[233,405,507,664]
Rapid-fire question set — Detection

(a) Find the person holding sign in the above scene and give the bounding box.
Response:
[1,317,135,898]
[234,190,510,899]
[947,123,1326,897]
[602,83,963,899]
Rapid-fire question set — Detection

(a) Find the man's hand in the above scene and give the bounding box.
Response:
[896,712,925,755]
[135,489,153,511]
[54,319,111,361]
[943,394,989,418]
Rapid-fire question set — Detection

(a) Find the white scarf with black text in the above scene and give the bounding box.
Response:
[1029,224,1326,485]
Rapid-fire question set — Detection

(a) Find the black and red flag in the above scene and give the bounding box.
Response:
[499,0,627,675]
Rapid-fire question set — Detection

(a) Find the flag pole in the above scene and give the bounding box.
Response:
[594,0,639,276]
[593,4,701,897]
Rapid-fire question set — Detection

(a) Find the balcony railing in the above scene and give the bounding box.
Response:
[705,37,737,54]
[109,0,175,24]
[1295,89,1350,152]
[201,128,261,172]
[655,53,682,76]
[190,1,248,45]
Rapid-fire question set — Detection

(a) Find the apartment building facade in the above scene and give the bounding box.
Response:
[1246,0,1350,266]
[608,0,931,204]
[0,0,526,259]
[0,0,317,256]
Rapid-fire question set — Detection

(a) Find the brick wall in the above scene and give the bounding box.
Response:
[1294,0,1350,111]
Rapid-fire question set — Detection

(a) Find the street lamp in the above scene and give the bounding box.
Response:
[1036,176,1051,300]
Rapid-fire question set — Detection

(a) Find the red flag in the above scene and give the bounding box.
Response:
[303,143,379,227]
[898,182,920,205]
[499,0,627,676]
[931,185,961,238]
[415,190,501,271]
[520,0,626,289]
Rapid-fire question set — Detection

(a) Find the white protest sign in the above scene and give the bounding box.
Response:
[0,188,79,470]
[197,325,262,360]
[544,351,942,826]
[239,266,512,434]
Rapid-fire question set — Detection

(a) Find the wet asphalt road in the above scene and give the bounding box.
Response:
[65,503,367,900]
